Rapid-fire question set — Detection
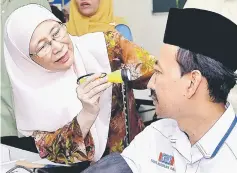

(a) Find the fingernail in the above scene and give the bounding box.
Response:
[101,76,108,82]
[100,73,107,78]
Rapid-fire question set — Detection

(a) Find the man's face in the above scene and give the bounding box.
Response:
[148,44,193,119]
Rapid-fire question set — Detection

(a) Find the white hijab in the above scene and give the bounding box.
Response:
[4,4,112,161]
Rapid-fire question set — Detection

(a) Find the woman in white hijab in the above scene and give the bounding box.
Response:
[4,4,155,164]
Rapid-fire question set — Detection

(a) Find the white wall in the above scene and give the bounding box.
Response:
[114,0,237,57]
[114,0,168,57]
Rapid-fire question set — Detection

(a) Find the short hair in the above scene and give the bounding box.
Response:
[176,48,237,103]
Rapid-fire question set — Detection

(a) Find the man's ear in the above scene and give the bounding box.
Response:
[186,70,202,99]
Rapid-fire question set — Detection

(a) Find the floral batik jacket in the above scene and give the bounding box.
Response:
[33,31,156,164]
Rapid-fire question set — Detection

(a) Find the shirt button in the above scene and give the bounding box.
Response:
[2,10,5,13]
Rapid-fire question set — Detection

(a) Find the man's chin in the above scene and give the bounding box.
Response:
[155,106,167,119]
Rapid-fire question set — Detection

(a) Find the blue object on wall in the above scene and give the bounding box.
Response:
[50,0,70,5]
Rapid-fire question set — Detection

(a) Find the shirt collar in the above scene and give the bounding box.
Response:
[150,118,179,141]
[195,102,237,158]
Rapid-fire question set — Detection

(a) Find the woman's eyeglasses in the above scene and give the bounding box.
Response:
[30,23,67,58]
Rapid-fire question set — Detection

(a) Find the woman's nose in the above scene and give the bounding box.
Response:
[51,40,63,54]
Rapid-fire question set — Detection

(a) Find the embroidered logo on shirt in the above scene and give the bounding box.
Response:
[159,152,175,166]
[151,152,175,171]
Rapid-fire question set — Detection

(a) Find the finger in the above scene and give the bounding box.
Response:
[76,82,111,101]
[79,73,103,89]
[77,82,110,100]
[89,91,104,104]
[76,85,84,98]
[87,82,111,98]
[82,91,103,106]
[76,87,87,101]
[83,76,109,94]
[76,85,90,101]
[92,83,112,102]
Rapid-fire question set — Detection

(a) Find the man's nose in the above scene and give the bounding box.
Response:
[147,74,155,89]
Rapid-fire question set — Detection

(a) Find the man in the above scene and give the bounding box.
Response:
[82,7,237,173]
[121,8,237,173]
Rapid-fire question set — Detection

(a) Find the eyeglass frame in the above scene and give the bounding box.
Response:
[29,22,67,58]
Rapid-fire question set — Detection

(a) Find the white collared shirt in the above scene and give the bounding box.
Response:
[122,104,237,173]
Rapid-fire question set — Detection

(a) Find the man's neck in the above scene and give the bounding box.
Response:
[177,101,226,145]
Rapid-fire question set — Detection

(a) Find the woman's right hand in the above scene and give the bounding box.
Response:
[76,73,112,116]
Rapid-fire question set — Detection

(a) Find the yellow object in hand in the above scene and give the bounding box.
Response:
[77,69,131,84]
[107,70,123,83]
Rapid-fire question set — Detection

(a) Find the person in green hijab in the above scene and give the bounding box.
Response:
[1,0,51,137]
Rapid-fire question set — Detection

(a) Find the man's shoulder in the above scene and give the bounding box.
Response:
[225,124,237,159]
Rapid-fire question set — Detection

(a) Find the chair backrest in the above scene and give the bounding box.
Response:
[115,24,133,41]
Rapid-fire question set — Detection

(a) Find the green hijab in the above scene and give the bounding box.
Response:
[1,0,51,137]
